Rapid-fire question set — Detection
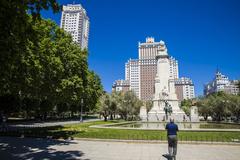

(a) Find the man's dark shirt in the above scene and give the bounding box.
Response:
[166,122,179,135]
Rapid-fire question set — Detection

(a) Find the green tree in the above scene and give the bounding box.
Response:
[98,93,111,121]
[145,100,153,113]
[0,1,104,119]
[180,99,192,116]
[0,0,61,117]
[109,91,119,120]
[197,92,233,121]
[85,71,103,113]
[228,95,240,122]
[21,97,39,119]
[210,92,229,121]
[117,91,142,120]
[0,0,60,96]
[197,97,212,121]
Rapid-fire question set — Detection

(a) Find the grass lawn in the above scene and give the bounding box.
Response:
[1,120,240,142]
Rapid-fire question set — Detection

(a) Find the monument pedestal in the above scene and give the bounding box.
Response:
[190,106,199,122]
[139,106,148,121]
[148,101,186,122]
[143,40,187,122]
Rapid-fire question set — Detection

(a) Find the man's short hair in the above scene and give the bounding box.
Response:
[170,118,174,123]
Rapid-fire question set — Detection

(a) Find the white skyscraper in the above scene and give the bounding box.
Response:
[125,59,140,98]
[60,4,89,49]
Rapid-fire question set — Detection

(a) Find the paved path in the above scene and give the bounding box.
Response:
[1,137,240,160]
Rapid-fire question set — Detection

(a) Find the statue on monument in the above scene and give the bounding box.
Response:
[164,100,172,120]
[146,40,187,122]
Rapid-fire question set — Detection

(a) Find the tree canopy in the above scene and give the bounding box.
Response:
[197,92,240,122]
[0,1,103,119]
[98,91,143,121]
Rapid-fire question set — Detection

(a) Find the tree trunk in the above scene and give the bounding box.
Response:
[204,115,208,121]
[103,115,107,121]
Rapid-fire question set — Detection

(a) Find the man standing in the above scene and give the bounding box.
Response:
[165,118,178,160]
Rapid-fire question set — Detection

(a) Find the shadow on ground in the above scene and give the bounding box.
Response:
[0,137,90,160]
[0,125,80,140]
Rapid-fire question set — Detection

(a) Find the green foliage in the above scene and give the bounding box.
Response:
[197,92,240,122]
[0,1,103,119]
[145,100,153,113]
[98,93,111,121]
[180,99,192,116]
[0,0,60,95]
[85,71,103,112]
[98,91,143,121]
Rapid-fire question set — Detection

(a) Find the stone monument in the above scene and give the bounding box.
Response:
[139,106,148,121]
[190,106,199,122]
[147,41,186,122]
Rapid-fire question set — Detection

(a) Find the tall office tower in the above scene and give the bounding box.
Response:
[60,4,89,49]
[174,77,195,101]
[138,37,179,101]
[119,37,194,102]
[139,59,157,100]
[125,59,140,98]
[204,71,239,95]
[138,37,160,59]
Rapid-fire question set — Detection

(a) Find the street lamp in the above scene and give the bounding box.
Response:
[80,98,83,122]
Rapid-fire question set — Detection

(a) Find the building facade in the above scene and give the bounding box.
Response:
[174,77,195,101]
[112,80,130,92]
[139,59,157,100]
[60,4,89,49]
[138,38,179,101]
[113,37,195,102]
[204,71,239,95]
[125,59,140,98]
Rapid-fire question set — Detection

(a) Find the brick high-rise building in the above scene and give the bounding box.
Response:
[60,4,89,49]
[138,38,179,101]
[113,37,195,102]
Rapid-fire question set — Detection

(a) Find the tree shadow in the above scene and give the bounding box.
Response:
[0,125,81,140]
[0,137,90,160]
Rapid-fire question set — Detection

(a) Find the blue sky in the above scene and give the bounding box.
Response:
[42,0,240,96]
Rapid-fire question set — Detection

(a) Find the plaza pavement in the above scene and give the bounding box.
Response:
[0,137,240,160]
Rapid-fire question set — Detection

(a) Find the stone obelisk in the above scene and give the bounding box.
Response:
[147,41,186,122]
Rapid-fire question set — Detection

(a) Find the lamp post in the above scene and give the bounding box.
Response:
[80,98,83,122]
